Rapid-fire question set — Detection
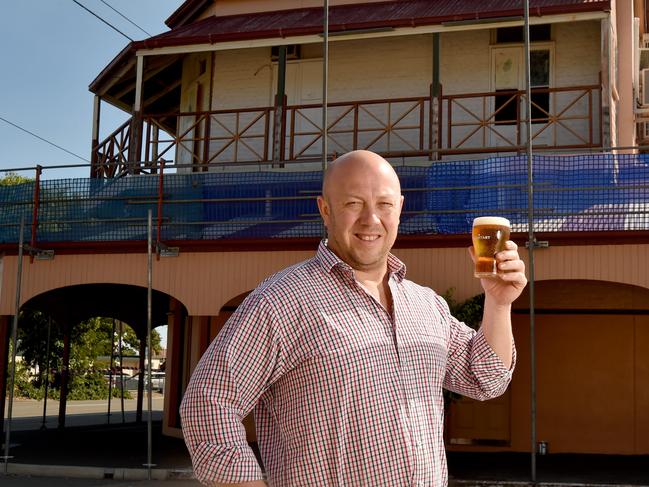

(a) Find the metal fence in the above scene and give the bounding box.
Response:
[1,153,648,245]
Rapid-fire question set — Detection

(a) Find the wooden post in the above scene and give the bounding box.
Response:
[90,95,101,178]
[431,33,441,160]
[166,298,184,429]
[273,46,288,164]
[128,55,145,173]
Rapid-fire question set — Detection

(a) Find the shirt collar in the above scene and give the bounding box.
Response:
[316,239,407,282]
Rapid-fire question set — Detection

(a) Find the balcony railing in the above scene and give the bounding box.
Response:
[1,153,647,248]
[91,85,602,177]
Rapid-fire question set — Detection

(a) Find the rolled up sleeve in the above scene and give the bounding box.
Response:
[442,305,516,401]
[179,293,285,484]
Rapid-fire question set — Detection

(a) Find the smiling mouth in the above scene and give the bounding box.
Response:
[356,234,381,241]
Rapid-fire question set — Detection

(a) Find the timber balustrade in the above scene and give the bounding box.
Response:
[91,85,603,177]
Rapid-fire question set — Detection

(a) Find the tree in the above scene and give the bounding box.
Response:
[16,309,58,388]
[15,314,162,399]
[0,172,32,186]
[119,324,162,356]
[441,288,485,330]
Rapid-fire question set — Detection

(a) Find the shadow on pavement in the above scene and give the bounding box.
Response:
[448,451,649,485]
[3,419,649,485]
[5,420,191,470]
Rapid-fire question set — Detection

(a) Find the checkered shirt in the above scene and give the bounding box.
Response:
[180,241,515,486]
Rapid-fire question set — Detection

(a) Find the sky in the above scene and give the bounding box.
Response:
[1,1,183,346]
[0,0,181,181]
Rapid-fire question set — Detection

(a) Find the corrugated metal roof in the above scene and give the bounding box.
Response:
[139,0,610,50]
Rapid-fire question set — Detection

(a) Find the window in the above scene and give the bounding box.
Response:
[271,45,301,61]
[494,49,551,124]
[496,24,551,43]
[530,49,550,123]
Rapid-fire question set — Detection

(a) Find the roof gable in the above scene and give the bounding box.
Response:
[166,0,211,29]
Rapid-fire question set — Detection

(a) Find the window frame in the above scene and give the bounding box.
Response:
[489,42,555,125]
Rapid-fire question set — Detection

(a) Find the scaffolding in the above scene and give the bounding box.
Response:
[1,1,649,482]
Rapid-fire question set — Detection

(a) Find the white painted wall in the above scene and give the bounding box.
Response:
[192,20,603,163]
[177,52,212,172]
[555,21,601,86]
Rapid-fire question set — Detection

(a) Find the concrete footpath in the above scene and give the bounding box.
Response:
[3,396,198,484]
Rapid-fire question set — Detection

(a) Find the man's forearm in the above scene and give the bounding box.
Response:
[480,295,514,368]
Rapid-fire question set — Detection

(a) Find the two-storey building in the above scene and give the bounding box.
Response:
[1,0,648,461]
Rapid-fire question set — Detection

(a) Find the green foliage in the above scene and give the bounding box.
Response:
[16,309,56,389]
[70,317,115,370]
[441,288,485,330]
[45,372,131,401]
[441,288,486,409]
[68,370,129,401]
[119,325,162,356]
[15,315,155,400]
[0,172,32,186]
[10,361,43,400]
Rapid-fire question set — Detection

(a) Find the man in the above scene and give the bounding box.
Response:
[180,150,527,486]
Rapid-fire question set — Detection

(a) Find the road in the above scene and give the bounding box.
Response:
[7,395,165,430]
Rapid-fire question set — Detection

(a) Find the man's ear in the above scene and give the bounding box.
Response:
[317,196,330,226]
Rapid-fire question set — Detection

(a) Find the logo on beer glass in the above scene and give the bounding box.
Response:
[472,216,511,278]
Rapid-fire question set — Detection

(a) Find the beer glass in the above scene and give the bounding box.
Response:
[472,216,511,278]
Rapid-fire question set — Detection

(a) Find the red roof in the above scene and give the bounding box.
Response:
[90,0,610,95]
[165,0,210,29]
[140,0,610,50]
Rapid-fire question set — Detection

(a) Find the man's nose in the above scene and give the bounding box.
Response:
[358,204,380,224]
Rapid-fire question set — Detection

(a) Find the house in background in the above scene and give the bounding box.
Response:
[90,0,616,176]
[1,0,648,462]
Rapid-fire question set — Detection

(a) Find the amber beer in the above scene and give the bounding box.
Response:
[472,217,511,278]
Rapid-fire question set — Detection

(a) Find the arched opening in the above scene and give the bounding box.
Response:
[511,279,649,455]
[179,290,255,438]
[446,279,649,457]
[0,283,191,469]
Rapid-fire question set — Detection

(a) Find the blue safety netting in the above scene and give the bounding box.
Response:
[0,153,647,245]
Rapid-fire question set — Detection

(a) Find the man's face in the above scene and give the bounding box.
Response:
[317,156,403,274]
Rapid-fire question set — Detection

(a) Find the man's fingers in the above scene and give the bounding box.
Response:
[498,259,525,272]
[496,241,522,263]
[467,245,476,263]
[504,240,518,251]
[498,272,528,289]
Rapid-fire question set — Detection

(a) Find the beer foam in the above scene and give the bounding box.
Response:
[472,216,511,227]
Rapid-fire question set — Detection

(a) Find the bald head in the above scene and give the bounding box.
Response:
[322,150,401,200]
[317,150,403,275]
